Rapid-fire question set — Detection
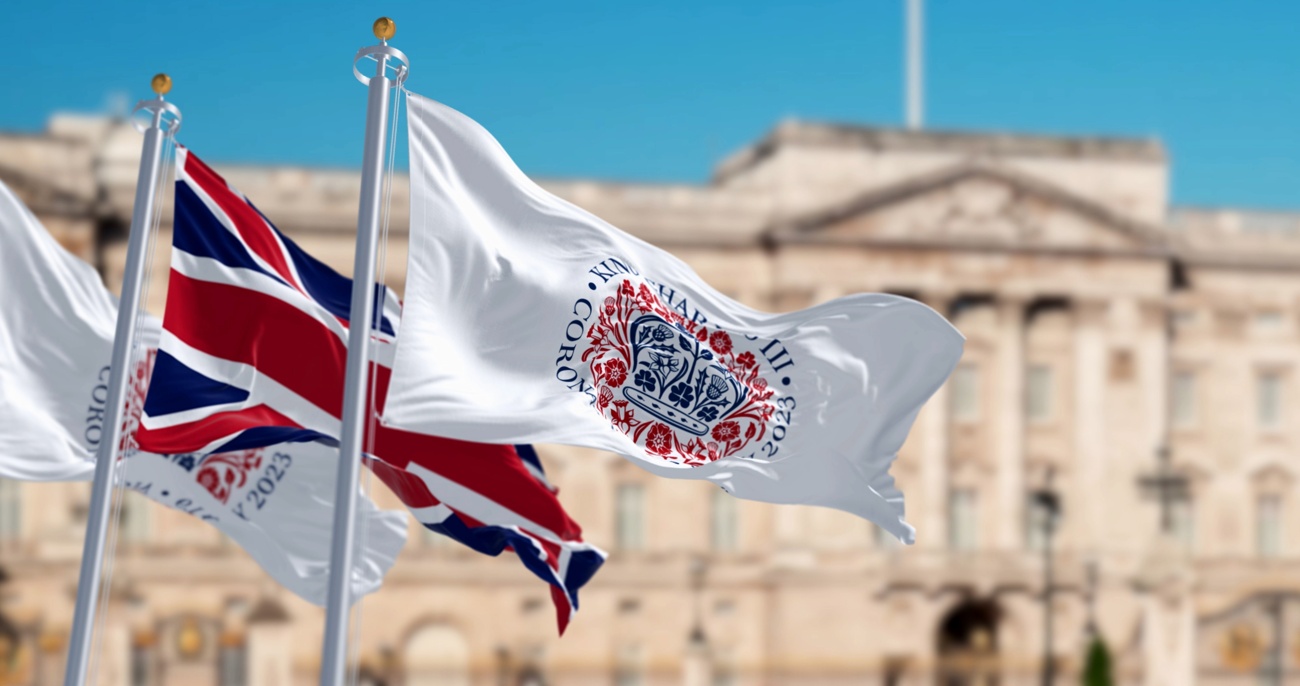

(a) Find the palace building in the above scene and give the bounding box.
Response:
[2,110,1299,685]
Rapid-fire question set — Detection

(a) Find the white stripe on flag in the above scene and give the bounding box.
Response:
[145,331,342,434]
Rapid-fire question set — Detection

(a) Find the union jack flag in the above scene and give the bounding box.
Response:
[137,148,604,631]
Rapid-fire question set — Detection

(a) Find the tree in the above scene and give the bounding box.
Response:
[1082,633,1114,686]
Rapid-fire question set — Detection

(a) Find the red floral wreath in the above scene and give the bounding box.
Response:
[583,279,775,466]
[196,450,265,504]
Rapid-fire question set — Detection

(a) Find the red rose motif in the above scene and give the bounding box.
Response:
[645,423,674,455]
[736,351,757,368]
[711,421,741,443]
[603,359,628,387]
[196,466,231,503]
[709,331,733,356]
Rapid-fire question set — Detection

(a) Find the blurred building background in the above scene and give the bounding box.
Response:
[2,107,1300,686]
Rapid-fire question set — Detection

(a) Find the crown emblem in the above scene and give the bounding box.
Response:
[620,314,748,436]
[577,277,780,467]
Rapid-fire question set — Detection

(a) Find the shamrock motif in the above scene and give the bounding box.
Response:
[668,382,695,408]
[634,369,657,392]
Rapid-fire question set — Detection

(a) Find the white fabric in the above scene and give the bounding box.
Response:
[385,92,964,543]
[0,179,407,603]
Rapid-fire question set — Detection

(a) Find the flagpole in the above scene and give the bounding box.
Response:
[320,18,409,686]
[63,75,181,686]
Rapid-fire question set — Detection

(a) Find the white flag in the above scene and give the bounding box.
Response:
[0,179,407,603]
[384,93,964,543]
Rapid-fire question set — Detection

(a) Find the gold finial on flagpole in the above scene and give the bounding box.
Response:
[151,73,172,96]
[373,17,396,41]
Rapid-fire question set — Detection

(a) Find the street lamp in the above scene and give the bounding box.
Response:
[494,645,511,686]
[1030,468,1062,686]
[683,555,711,686]
[1138,445,1189,537]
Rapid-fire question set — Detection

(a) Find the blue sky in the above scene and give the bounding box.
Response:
[3,0,1297,208]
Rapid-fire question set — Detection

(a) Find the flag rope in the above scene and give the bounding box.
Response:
[347,79,404,686]
[84,131,176,686]
[63,82,180,685]
[320,21,409,685]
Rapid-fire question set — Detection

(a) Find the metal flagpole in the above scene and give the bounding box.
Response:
[319,18,409,686]
[63,74,181,686]
[905,0,924,129]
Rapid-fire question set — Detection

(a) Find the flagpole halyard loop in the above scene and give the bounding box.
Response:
[352,44,410,87]
[131,98,182,135]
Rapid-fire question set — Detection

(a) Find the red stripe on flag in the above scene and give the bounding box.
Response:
[136,404,305,455]
[370,429,585,541]
[162,274,395,421]
[551,584,573,635]
[365,457,443,510]
[163,271,347,417]
[183,154,300,291]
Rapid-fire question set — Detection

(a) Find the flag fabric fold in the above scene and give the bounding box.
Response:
[136,148,603,631]
[0,178,407,605]
[385,92,965,543]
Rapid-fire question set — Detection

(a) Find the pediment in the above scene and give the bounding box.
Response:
[771,163,1167,255]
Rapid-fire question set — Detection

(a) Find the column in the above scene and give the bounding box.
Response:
[246,599,292,686]
[99,622,130,686]
[918,291,954,550]
[995,296,1027,550]
[1139,299,1171,487]
[1073,299,1109,550]
[1140,585,1194,686]
[681,637,711,686]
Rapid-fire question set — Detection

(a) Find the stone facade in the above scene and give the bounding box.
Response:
[1,112,1298,685]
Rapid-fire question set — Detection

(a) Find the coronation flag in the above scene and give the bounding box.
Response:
[384,93,965,543]
[136,149,603,631]
[0,178,406,605]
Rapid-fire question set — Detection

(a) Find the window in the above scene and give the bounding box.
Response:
[1171,499,1195,552]
[1172,371,1197,428]
[1255,311,1284,332]
[517,645,546,686]
[1257,495,1282,558]
[614,644,643,686]
[130,642,153,686]
[1257,373,1283,430]
[0,479,20,542]
[1110,349,1136,382]
[120,491,151,544]
[710,489,738,553]
[712,647,736,686]
[217,641,246,686]
[874,524,901,550]
[616,484,645,551]
[948,489,978,552]
[951,363,980,422]
[1027,365,1053,423]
